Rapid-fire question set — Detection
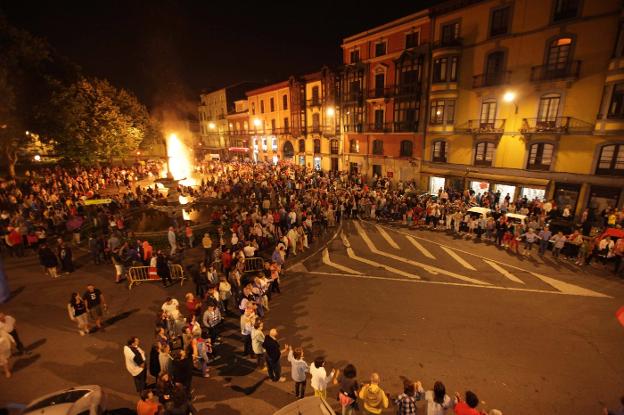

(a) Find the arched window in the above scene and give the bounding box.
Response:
[527,143,554,170]
[546,37,573,72]
[372,140,384,155]
[596,144,624,176]
[474,142,496,166]
[537,93,561,126]
[298,139,306,153]
[282,141,294,159]
[400,140,413,157]
[349,139,359,153]
[330,139,339,155]
[432,140,447,162]
[313,139,321,154]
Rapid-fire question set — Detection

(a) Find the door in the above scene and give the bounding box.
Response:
[537,94,561,129]
[480,100,497,128]
[547,37,572,74]
[374,109,384,130]
[374,73,385,97]
[485,51,504,85]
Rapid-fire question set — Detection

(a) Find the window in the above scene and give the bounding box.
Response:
[527,143,554,170]
[282,94,288,110]
[372,164,382,178]
[350,49,360,63]
[283,117,289,133]
[546,37,573,73]
[375,42,386,57]
[374,73,385,97]
[349,139,359,153]
[400,140,413,157]
[349,80,361,101]
[313,139,321,154]
[490,7,510,37]
[433,56,458,83]
[311,86,320,104]
[480,99,497,126]
[331,158,339,172]
[374,109,384,129]
[553,0,580,22]
[484,51,505,84]
[312,113,321,132]
[596,144,624,176]
[432,141,447,162]
[372,140,384,155]
[405,32,419,48]
[537,93,561,123]
[430,100,455,124]
[271,119,276,132]
[330,139,339,154]
[270,98,275,112]
[441,22,460,44]
[298,139,305,153]
[251,103,256,115]
[608,83,624,119]
[260,100,265,114]
[474,142,496,166]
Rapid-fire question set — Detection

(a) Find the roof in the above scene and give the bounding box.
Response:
[246,80,290,97]
[342,9,429,47]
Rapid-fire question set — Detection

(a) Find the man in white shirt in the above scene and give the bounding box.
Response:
[123,336,146,393]
[161,297,180,320]
[243,242,257,258]
[0,313,25,355]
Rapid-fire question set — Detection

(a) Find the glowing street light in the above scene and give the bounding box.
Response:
[326,106,335,117]
[33,154,41,162]
[503,91,518,114]
[253,118,262,127]
[208,122,216,130]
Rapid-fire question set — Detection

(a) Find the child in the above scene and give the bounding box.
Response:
[287,346,309,399]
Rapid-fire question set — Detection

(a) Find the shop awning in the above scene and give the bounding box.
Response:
[466,172,550,187]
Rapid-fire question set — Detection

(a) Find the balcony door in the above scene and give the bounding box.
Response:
[480,99,497,129]
[537,94,561,129]
[374,109,384,130]
[485,51,505,85]
[375,73,385,97]
[546,37,572,74]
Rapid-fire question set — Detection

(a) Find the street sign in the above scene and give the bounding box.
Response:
[84,198,112,205]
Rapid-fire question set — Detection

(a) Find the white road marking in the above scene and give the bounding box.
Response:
[353,222,489,285]
[483,260,525,284]
[369,221,610,299]
[285,222,343,272]
[375,224,400,249]
[304,270,608,297]
[440,246,477,271]
[530,272,610,298]
[343,236,421,279]
[406,235,436,259]
[322,248,362,275]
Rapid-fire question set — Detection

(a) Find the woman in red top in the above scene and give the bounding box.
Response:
[184,293,200,319]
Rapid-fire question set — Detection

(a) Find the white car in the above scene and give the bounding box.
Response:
[21,385,106,415]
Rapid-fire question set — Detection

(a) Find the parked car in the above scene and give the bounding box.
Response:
[20,385,106,415]
[504,213,528,228]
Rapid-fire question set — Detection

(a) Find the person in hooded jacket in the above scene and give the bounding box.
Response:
[358,373,389,415]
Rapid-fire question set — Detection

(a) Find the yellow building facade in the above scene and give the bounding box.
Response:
[421,0,624,216]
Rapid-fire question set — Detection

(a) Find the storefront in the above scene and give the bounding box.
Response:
[313,156,322,170]
[429,176,446,195]
[520,187,546,201]
[492,184,516,201]
[554,182,581,213]
[298,155,305,166]
[588,185,621,214]
[470,181,490,196]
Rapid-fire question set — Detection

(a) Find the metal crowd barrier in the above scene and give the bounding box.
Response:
[127,264,186,290]
[243,256,265,274]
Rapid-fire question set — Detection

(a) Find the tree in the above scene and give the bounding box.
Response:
[47,78,153,163]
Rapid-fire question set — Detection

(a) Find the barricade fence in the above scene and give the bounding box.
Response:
[243,256,264,274]
[127,263,185,290]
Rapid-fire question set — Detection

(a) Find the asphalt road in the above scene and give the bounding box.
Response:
[1,221,624,415]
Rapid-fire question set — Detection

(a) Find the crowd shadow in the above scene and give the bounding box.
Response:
[24,338,46,353]
[12,353,41,373]
[103,308,140,327]
[9,286,25,301]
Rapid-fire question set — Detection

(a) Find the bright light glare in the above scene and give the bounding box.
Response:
[326,107,335,117]
[503,91,516,103]
[253,118,262,127]
[34,154,41,161]
[208,122,216,129]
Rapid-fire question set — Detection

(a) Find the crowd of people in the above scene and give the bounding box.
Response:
[1,159,623,414]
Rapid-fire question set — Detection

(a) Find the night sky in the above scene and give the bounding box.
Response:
[0,0,439,112]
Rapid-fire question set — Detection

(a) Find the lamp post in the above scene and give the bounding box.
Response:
[503,91,518,114]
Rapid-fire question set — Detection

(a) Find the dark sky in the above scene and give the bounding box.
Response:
[0,0,438,110]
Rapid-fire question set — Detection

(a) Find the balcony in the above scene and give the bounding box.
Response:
[343,124,364,133]
[307,98,322,107]
[530,61,581,82]
[394,84,421,97]
[520,117,594,134]
[366,122,394,133]
[431,37,463,50]
[339,92,364,105]
[367,86,395,100]
[472,71,511,88]
[456,119,506,134]
[322,125,340,137]
[393,121,419,132]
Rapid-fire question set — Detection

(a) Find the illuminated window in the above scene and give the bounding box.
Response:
[597,144,624,176]
[298,139,305,153]
[313,139,321,154]
[474,142,496,166]
[432,141,447,162]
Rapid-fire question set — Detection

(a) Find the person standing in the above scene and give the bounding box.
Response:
[310,357,335,399]
[202,233,212,261]
[168,227,177,256]
[358,373,389,415]
[262,328,287,382]
[537,226,552,256]
[67,292,90,336]
[58,241,74,274]
[124,337,147,394]
[83,284,107,330]
[251,320,266,371]
[240,305,255,356]
[453,391,482,415]
[38,243,59,279]
[136,389,160,415]
[551,231,567,258]
[157,251,172,287]
[334,364,359,415]
[287,346,309,399]
[0,313,25,355]
[425,381,452,415]
[0,329,15,378]
[185,224,194,248]
[395,379,425,415]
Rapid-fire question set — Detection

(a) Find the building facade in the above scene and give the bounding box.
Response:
[225,99,251,160]
[338,11,430,182]
[421,0,624,215]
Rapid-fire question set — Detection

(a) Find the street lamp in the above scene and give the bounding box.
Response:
[503,91,518,114]
[253,118,261,128]
[208,122,216,130]
[326,106,335,117]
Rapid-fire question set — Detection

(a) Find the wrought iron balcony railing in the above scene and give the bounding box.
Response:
[367,86,395,99]
[520,116,594,134]
[393,121,419,132]
[530,61,581,82]
[472,71,511,88]
[365,122,394,133]
[456,119,506,134]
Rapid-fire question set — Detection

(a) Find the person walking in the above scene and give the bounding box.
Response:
[358,373,389,415]
[58,241,74,274]
[83,284,107,330]
[262,328,287,382]
[38,243,59,279]
[124,336,147,394]
[287,346,309,399]
[0,313,25,355]
[67,292,90,336]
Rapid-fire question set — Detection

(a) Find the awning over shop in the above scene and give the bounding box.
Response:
[421,165,550,187]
